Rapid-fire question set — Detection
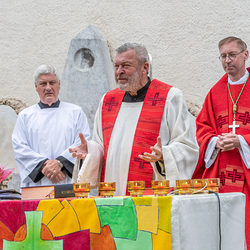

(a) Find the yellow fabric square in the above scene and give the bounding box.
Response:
[69,198,101,233]
[136,197,158,234]
[37,199,64,225]
[158,196,172,233]
[132,196,152,206]
[152,229,171,250]
[46,199,80,237]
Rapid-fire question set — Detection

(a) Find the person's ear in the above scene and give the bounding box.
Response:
[142,62,149,75]
[244,50,249,61]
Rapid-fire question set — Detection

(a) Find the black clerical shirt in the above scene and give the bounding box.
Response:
[38,100,60,109]
[123,78,151,102]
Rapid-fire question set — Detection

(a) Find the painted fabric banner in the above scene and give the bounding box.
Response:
[0,196,172,250]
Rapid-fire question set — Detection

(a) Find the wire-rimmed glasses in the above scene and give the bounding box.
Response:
[219,50,245,61]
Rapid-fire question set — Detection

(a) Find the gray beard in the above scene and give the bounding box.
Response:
[116,71,142,92]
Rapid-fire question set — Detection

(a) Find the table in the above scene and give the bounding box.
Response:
[0,193,245,250]
[171,193,245,250]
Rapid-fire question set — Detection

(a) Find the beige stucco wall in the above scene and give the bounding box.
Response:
[1,0,250,112]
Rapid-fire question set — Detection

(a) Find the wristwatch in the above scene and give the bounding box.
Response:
[58,160,63,169]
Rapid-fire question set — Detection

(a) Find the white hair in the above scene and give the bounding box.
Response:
[116,43,149,66]
[34,65,60,85]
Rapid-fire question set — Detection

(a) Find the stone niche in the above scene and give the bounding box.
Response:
[60,25,116,133]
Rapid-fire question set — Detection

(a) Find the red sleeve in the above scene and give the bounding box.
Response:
[192,90,218,178]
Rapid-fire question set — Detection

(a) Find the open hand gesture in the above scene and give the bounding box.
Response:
[139,136,163,163]
[69,133,88,159]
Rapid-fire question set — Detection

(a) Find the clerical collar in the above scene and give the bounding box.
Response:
[38,100,60,109]
[123,78,151,102]
[228,69,249,85]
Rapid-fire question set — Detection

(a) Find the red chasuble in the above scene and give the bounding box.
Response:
[101,79,172,189]
[193,68,250,247]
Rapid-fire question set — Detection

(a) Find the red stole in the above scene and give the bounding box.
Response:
[193,68,250,247]
[101,79,172,189]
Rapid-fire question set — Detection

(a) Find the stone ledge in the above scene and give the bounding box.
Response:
[0,98,27,114]
[0,174,12,190]
[186,100,202,117]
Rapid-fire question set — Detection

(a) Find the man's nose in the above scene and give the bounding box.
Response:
[225,55,232,63]
[116,66,124,74]
[45,83,51,90]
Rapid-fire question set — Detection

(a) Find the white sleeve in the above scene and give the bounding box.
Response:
[204,137,220,169]
[75,140,104,188]
[60,108,91,162]
[12,114,47,185]
[92,96,105,147]
[238,135,250,169]
[204,135,250,169]
[153,87,199,187]
[74,98,105,187]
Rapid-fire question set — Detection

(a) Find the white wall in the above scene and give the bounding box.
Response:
[1,0,250,109]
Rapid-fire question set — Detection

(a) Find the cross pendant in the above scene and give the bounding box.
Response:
[229,120,240,134]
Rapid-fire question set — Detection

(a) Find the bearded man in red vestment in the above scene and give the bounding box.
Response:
[193,36,250,247]
[70,43,198,196]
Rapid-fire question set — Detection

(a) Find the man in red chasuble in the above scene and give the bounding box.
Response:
[193,36,250,247]
[70,43,198,196]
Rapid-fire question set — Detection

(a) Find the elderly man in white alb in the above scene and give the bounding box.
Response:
[70,43,198,195]
[12,65,91,187]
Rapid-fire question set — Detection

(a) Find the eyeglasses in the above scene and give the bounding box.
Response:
[219,50,245,61]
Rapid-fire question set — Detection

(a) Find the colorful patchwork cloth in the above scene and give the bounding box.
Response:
[0,196,172,250]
